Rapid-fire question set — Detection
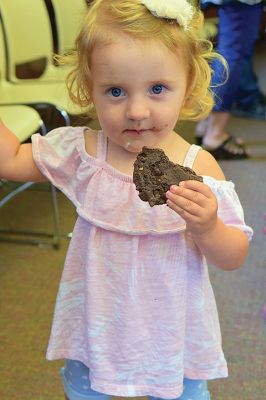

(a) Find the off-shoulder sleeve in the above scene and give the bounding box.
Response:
[31,127,187,235]
[204,176,253,241]
[31,126,88,207]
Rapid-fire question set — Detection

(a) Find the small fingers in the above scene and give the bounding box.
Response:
[178,179,213,198]
[165,180,218,219]
[166,183,206,209]
[166,188,202,217]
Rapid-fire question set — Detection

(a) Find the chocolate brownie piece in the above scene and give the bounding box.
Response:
[133,146,203,207]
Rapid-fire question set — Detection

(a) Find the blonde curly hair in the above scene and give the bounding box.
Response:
[58,0,226,121]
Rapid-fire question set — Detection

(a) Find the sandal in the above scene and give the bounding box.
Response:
[195,134,245,147]
[202,136,250,160]
[195,135,203,146]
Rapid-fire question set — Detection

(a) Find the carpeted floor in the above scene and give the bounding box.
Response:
[1,49,266,400]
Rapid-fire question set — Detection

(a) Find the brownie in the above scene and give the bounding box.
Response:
[133,146,203,207]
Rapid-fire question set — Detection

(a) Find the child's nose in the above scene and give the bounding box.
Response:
[126,98,150,120]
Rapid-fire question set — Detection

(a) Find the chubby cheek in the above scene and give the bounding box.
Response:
[157,124,171,139]
[106,114,122,131]
[97,110,119,130]
[159,114,177,133]
[160,103,182,127]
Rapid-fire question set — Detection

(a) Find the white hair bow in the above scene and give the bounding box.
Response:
[140,0,194,31]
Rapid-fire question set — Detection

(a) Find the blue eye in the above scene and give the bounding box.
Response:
[109,87,124,97]
[151,85,165,95]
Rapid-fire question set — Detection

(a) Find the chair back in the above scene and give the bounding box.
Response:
[51,0,87,54]
[0,19,7,79]
[0,0,54,81]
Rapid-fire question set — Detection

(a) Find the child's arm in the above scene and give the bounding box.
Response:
[0,119,47,182]
[166,150,249,271]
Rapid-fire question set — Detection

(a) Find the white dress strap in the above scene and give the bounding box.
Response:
[96,136,201,167]
[96,130,108,161]
[183,144,202,169]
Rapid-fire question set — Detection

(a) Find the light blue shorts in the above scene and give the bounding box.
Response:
[61,360,211,400]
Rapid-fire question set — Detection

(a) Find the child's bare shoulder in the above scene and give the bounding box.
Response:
[194,148,226,180]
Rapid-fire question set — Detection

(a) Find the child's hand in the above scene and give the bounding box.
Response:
[166,180,218,237]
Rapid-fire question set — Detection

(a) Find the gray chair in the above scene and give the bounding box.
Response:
[50,0,88,54]
[0,2,83,127]
[0,104,60,248]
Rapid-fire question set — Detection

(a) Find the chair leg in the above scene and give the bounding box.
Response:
[0,181,33,207]
[0,181,61,249]
[0,109,65,248]
[49,182,61,249]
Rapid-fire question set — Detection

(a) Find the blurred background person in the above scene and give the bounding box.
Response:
[196,0,265,160]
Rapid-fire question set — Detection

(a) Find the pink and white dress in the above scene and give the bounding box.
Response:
[32,127,253,399]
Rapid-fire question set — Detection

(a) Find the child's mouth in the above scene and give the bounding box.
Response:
[125,129,150,136]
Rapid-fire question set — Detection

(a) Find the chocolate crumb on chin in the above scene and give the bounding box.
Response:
[133,146,203,207]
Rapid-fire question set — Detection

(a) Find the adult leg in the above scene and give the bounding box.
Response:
[233,4,265,117]
[232,56,266,119]
[196,3,262,158]
[236,57,261,108]
[211,3,263,113]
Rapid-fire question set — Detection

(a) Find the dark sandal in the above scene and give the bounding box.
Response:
[203,136,250,160]
[195,135,203,146]
[195,134,245,148]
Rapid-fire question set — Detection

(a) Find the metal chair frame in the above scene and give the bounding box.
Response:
[0,104,61,248]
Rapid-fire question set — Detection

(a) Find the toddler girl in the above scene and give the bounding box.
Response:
[0,1,253,399]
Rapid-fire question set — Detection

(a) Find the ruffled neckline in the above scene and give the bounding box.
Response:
[72,128,236,235]
[75,127,232,187]
[76,128,140,183]
[33,126,242,236]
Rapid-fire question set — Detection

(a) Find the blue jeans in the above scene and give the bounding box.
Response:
[210,3,263,111]
[61,359,211,400]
